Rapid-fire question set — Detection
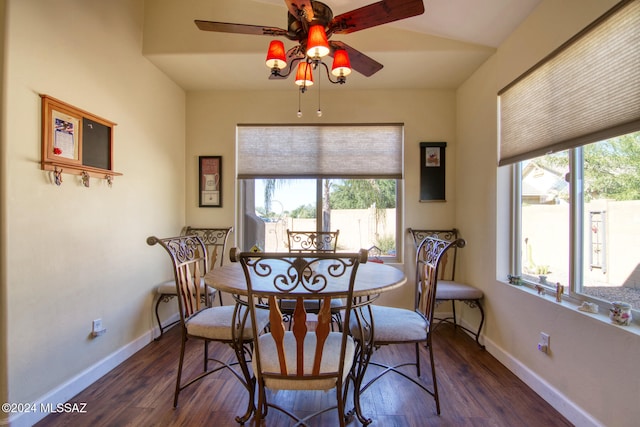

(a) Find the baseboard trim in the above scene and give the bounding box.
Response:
[7,329,154,427]
[482,335,604,427]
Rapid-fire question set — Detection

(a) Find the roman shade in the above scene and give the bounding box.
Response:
[498,0,640,166]
[237,124,403,178]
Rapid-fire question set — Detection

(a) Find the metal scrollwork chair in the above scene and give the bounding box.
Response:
[287,229,340,253]
[349,236,464,423]
[230,248,368,427]
[154,226,233,339]
[147,235,269,424]
[284,229,344,330]
[408,228,485,348]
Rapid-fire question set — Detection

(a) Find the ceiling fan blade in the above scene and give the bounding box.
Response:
[195,20,289,37]
[329,0,425,35]
[330,41,383,77]
[284,0,315,22]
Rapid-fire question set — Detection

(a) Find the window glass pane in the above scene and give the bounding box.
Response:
[328,179,397,255]
[245,178,397,256]
[579,132,640,310]
[254,179,317,252]
[521,152,570,287]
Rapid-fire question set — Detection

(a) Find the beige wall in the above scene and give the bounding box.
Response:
[1,0,186,424]
[185,88,458,309]
[457,1,639,426]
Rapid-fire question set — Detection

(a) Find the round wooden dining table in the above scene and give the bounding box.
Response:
[205,259,407,297]
[204,258,407,424]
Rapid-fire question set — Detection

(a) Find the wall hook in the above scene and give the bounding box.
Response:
[81,171,90,187]
[105,174,113,187]
[53,167,63,186]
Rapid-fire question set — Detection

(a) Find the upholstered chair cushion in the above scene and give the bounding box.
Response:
[186,306,269,341]
[156,278,215,295]
[349,305,428,343]
[253,331,355,391]
[436,280,484,300]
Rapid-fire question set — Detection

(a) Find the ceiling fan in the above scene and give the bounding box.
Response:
[194,0,426,79]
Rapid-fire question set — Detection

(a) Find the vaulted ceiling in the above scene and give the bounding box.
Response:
[143,0,541,91]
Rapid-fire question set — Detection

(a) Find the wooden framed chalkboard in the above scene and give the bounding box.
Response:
[419,142,446,202]
[41,95,120,183]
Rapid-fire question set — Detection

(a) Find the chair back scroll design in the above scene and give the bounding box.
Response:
[230,248,367,427]
[148,235,210,320]
[409,228,459,280]
[182,226,233,268]
[287,229,339,253]
[415,236,466,321]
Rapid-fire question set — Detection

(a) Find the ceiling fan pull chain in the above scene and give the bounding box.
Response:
[317,70,322,117]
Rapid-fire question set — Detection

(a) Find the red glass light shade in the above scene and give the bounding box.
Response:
[331,49,352,77]
[265,40,287,70]
[306,25,330,58]
[295,62,314,86]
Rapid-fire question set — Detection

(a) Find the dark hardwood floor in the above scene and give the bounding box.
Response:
[36,323,573,427]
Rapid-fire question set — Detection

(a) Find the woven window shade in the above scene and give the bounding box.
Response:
[237,124,403,179]
[498,0,640,166]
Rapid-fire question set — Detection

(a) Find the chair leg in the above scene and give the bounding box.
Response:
[154,293,178,341]
[227,346,255,425]
[415,342,421,377]
[451,300,457,328]
[173,334,188,408]
[336,382,346,427]
[427,337,441,415]
[473,299,485,349]
[154,296,165,341]
[203,340,209,372]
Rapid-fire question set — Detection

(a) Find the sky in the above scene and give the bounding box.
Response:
[254,179,316,213]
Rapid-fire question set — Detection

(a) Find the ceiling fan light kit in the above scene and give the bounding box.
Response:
[196,0,425,116]
[265,40,288,70]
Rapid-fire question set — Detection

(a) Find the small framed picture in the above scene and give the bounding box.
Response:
[199,156,222,207]
[42,96,83,167]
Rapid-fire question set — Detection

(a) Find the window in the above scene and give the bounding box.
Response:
[237,125,403,261]
[500,0,640,316]
[515,132,640,312]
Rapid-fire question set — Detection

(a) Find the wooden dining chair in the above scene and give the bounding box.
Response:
[153,226,233,339]
[408,228,485,348]
[230,248,368,427]
[147,235,269,424]
[349,236,464,422]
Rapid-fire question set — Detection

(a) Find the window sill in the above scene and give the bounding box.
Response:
[503,280,640,336]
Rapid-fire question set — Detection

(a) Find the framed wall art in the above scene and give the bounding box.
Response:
[199,156,222,207]
[419,142,447,202]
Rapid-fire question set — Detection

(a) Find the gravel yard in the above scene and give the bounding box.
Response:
[582,286,640,310]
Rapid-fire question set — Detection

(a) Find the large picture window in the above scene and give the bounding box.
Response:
[237,124,403,261]
[501,0,640,318]
[515,132,640,312]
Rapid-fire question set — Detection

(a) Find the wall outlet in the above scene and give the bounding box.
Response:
[538,332,550,353]
[92,318,106,337]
